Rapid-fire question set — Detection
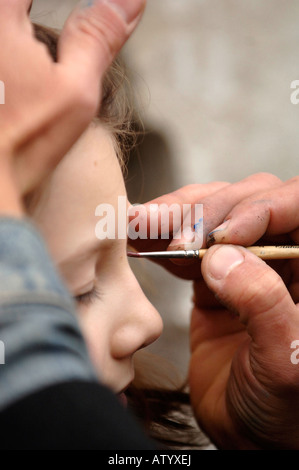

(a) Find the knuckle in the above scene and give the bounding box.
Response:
[238,196,271,217]
[53,90,95,133]
[286,175,299,186]
[247,172,282,186]
[60,72,100,118]
[239,271,287,317]
[169,186,190,205]
[74,7,126,59]
[233,189,273,216]
[76,81,99,114]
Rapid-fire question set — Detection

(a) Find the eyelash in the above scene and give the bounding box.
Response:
[75,286,101,305]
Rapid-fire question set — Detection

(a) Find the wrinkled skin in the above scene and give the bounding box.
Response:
[130,174,299,449]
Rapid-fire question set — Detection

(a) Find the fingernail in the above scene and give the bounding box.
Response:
[208,246,244,280]
[78,0,93,7]
[79,0,145,24]
[207,220,230,246]
[208,220,230,238]
[170,226,195,250]
[107,0,145,24]
[181,226,196,242]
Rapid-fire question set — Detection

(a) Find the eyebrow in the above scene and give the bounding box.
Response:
[57,240,102,269]
[59,236,129,268]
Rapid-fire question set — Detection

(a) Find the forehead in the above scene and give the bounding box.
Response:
[34,124,128,265]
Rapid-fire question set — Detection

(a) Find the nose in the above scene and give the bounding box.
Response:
[111,269,163,360]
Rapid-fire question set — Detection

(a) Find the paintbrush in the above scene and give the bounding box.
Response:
[127,246,299,260]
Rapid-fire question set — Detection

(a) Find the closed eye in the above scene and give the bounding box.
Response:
[75,286,101,305]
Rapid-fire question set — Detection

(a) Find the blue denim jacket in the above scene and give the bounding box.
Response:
[0,218,97,411]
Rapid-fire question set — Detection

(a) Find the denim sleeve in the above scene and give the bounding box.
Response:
[0,217,98,411]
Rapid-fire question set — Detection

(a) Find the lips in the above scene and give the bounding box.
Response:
[118,392,128,407]
[117,369,134,407]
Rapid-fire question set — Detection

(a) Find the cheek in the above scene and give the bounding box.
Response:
[77,305,112,378]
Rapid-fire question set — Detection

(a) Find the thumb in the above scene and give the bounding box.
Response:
[59,0,145,90]
[16,0,145,195]
[201,245,298,348]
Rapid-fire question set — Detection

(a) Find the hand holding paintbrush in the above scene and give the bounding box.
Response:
[129,176,299,448]
[128,245,299,260]
[129,176,299,449]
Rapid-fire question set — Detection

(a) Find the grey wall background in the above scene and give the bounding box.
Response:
[30,0,299,377]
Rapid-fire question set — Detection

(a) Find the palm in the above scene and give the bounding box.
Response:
[188,278,248,447]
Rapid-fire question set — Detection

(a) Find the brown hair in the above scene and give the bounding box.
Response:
[33,23,205,449]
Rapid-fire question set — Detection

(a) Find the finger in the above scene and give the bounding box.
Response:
[0,0,32,17]
[165,173,282,251]
[0,0,33,35]
[128,182,229,244]
[201,244,299,355]
[15,0,147,194]
[142,182,230,210]
[127,182,229,279]
[207,176,299,247]
[200,173,282,246]
[168,173,282,254]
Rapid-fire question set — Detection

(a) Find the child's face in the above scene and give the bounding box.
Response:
[33,124,163,396]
